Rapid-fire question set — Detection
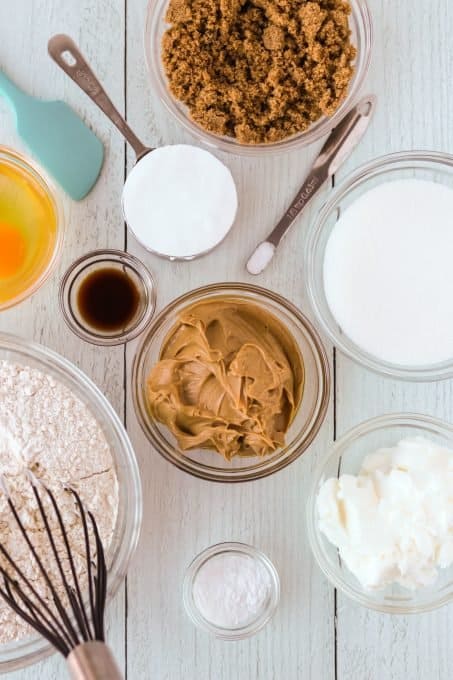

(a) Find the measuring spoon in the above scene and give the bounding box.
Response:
[246,95,376,275]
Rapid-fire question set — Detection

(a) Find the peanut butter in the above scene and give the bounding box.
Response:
[147,298,304,459]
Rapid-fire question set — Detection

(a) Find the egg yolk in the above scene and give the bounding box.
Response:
[0,222,26,277]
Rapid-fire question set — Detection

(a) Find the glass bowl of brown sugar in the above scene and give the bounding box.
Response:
[145,0,372,156]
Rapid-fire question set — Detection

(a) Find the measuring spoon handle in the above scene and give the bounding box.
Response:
[48,34,149,160]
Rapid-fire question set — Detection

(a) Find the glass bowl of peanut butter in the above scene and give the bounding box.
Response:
[132,283,330,482]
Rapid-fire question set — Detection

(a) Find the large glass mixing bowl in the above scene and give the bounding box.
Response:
[0,334,142,672]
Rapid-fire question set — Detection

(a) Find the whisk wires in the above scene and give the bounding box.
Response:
[0,476,107,657]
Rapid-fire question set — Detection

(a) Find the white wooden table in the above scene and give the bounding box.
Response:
[1,1,453,678]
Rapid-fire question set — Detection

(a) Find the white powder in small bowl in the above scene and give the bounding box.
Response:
[192,552,272,629]
[122,145,238,259]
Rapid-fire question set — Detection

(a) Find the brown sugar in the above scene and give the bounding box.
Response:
[162,0,356,145]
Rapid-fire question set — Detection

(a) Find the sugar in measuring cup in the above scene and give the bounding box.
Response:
[48,35,237,261]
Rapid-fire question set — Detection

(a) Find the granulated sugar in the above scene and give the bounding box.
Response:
[122,145,237,259]
[323,179,453,366]
[0,360,118,643]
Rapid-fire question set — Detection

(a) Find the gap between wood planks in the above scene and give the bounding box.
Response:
[115,27,342,678]
[123,0,129,677]
[332,173,338,680]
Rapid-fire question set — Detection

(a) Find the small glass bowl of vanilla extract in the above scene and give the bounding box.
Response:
[60,249,156,345]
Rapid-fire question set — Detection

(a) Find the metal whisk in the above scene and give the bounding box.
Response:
[0,475,123,680]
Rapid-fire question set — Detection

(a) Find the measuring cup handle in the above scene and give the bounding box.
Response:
[48,34,149,160]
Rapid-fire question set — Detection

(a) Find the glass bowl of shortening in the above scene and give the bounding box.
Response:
[133,283,330,482]
[144,0,372,155]
[306,151,453,380]
[307,413,453,614]
[0,334,142,671]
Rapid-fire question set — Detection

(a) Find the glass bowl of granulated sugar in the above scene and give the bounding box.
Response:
[0,333,142,672]
[306,151,453,381]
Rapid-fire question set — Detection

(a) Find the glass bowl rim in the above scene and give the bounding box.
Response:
[0,332,143,670]
[305,149,453,381]
[306,412,453,614]
[0,145,65,312]
[143,0,373,156]
[132,282,331,483]
[182,541,280,639]
[59,248,157,346]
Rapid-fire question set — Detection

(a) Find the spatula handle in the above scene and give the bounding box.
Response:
[0,70,27,111]
[48,34,149,160]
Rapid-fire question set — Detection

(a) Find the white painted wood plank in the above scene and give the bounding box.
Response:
[0,1,126,677]
[3,0,453,678]
[125,1,335,678]
[335,2,453,679]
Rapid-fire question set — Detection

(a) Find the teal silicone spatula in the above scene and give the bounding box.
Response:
[0,69,104,200]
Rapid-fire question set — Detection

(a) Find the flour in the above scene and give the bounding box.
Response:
[192,552,272,628]
[0,360,118,644]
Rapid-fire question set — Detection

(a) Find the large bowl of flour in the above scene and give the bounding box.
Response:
[0,333,142,671]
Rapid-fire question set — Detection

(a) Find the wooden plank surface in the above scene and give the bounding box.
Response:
[1,0,453,678]
[0,1,126,678]
[125,3,333,679]
[335,3,453,679]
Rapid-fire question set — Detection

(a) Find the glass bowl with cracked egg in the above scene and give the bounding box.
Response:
[0,147,65,311]
[144,0,373,156]
[132,283,330,483]
[0,333,142,672]
[307,413,453,614]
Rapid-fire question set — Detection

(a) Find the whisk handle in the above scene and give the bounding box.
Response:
[67,642,123,680]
